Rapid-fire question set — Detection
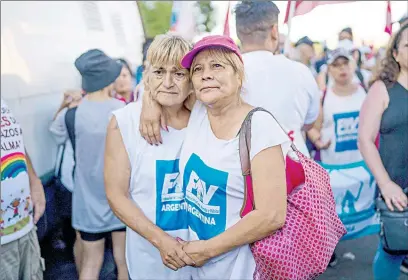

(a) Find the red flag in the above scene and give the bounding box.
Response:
[384,1,392,35]
[284,0,355,23]
[223,2,231,37]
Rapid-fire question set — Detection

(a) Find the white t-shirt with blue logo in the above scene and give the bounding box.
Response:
[113,102,191,280]
[179,102,290,280]
[320,86,366,165]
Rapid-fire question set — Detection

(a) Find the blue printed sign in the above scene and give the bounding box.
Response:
[156,159,187,231]
[183,153,228,240]
[333,111,360,152]
[320,161,380,240]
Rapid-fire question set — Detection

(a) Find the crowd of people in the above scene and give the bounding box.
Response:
[1,1,407,280]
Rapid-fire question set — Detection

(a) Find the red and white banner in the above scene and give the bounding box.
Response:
[384,0,392,35]
[284,1,356,23]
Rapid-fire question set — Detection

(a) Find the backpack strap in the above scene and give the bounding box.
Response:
[355,69,368,93]
[322,88,328,106]
[325,71,329,88]
[65,107,77,176]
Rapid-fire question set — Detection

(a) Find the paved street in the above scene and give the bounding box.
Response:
[42,231,408,280]
[319,235,408,280]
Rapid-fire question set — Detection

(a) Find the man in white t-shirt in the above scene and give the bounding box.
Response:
[234,1,321,157]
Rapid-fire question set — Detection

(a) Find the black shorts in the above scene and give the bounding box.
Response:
[79,227,126,242]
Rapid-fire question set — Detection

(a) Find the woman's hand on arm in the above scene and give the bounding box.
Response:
[139,79,166,145]
[358,81,407,211]
[183,145,287,266]
[53,90,81,120]
[104,117,195,270]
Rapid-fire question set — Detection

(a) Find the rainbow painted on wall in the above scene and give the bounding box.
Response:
[1,152,27,181]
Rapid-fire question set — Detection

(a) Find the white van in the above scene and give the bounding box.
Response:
[1,1,145,177]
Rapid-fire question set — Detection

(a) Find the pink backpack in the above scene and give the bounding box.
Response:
[239,108,346,280]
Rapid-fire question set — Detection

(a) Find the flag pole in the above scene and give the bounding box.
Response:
[284,0,296,56]
[384,0,392,35]
[223,1,231,36]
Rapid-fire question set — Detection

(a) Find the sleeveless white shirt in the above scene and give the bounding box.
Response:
[113,103,191,280]
[179,102,290,279]
[320,86,366,165]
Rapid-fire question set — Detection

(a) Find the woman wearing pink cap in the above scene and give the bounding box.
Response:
[140,35,289,279]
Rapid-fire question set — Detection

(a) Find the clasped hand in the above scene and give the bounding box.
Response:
[158,236,211,271]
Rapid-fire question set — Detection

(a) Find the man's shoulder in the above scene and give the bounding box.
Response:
[286,58,312,74]
[243,51,275,63]
[264,54,311,75]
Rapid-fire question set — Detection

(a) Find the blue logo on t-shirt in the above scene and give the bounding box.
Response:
[183,153,228,240]
[156,159,187,231]
[334,111,359,152]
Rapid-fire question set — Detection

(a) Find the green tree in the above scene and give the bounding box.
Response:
[138,1,173,39]
[196,1,215,33]
[137,1,216,39]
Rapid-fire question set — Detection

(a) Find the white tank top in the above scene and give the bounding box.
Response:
[320,86,366,165]
[113,103,191,280]
[179,102,289,279]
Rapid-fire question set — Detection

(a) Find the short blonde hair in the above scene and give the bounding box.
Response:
[146,34,192,69]
[190,47,245,87]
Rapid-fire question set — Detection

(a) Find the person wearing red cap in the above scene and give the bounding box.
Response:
[181,35,288,279]
[140,2,320,161]
[139,34,289,279]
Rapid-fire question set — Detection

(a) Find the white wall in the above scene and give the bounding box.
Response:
[1,1,145,176]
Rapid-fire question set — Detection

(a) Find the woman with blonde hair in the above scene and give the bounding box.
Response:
[140,35,289,279]
[104,34,195,279]
[358,24,408,280]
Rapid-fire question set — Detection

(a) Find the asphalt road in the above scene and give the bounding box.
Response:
[42,231,408,280]
[318,235,408,280]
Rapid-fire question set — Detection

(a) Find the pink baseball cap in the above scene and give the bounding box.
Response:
[181,35,243,69]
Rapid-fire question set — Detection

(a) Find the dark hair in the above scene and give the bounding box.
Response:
[352,49,362,68]
[116,58,134,77]
[341,27,353,34]
[142,39,153,62]
[235,1,280,44]
[370,24,408,88]
[339,27,353,40]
